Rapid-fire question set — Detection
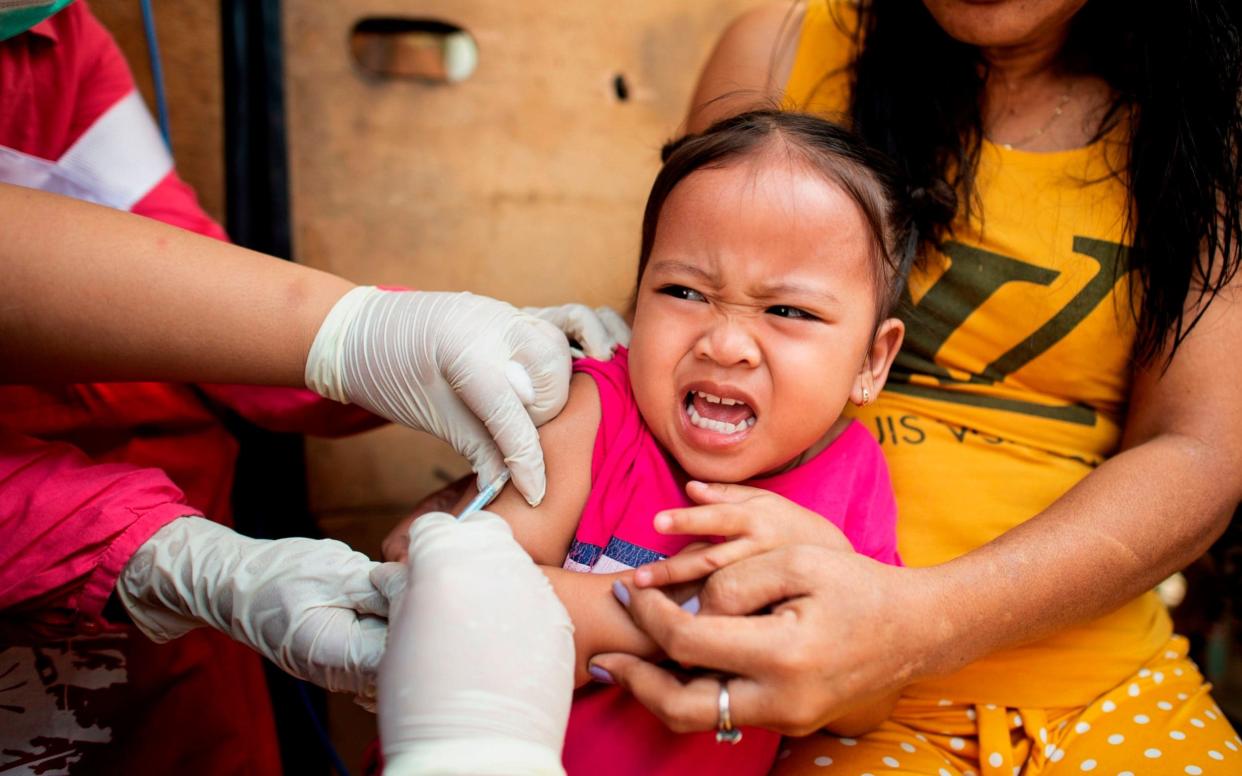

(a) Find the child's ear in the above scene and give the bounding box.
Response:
[850,317,905,406]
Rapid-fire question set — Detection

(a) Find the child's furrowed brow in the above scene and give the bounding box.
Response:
[646,260,722,289]
[750,281,841,308]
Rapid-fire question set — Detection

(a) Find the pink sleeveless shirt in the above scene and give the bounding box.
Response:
[562,349,901,776]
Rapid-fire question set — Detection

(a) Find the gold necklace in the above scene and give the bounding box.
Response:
[996,89,1073,151]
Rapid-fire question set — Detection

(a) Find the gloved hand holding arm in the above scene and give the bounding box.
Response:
[116,516,396,699]
[522,303,630,360]
[375,511,574,776]
[305,287,574,506]
[0,184,635,505]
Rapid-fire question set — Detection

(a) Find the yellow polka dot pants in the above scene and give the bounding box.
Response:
[771,638,1239,775]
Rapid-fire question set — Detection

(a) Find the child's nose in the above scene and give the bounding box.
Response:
[694,316,761,368]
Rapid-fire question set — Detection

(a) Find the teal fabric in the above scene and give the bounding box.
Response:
[0,0,73,42]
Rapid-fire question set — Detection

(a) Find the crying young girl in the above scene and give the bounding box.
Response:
[457,110,917,775]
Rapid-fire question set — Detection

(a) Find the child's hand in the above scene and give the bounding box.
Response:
[633,481,853,592]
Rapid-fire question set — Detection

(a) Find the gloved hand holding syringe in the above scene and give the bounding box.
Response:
[451,360,532,518]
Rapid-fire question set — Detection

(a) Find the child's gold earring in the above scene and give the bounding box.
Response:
[861,387,871,404]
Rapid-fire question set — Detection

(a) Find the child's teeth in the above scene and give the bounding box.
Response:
[694,390,742,406]
[687,404,752,435]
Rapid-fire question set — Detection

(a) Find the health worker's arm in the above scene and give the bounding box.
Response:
[0,426,199,644]
[118,515,393,699]
[586,6,1242,734]
[23,10,382,439]
[0,183,351,387]
[0,420,394,696]
[448,374,662,687]
[0,185,586,504]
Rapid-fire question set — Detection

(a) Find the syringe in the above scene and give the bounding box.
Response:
[455,470,511,520]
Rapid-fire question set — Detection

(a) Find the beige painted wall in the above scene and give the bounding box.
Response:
[285,1,758,530]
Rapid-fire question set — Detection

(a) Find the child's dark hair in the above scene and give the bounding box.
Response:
[638,110,918,320]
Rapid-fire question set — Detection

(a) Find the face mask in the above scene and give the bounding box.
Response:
[0,0,74,42]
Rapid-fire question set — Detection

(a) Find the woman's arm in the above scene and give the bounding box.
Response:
[824,690,900,738]
[684,2,804,133]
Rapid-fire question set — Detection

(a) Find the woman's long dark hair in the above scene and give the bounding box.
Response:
[838,0,1242,365]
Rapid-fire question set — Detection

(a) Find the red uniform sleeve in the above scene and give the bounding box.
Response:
[0,427,202,645]
[131,170,230,240]
[196,384,385,437]
[62,3,230,240]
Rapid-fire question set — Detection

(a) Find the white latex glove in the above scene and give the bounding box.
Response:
[116,516,398,699]
[305,287,570,506]
[522,303,631,360]
[374,511,574,776]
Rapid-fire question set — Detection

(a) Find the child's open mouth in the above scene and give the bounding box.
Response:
[683,389,757,436]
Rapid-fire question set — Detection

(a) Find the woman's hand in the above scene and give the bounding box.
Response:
[592,545,937,736]
[632,481,854,591]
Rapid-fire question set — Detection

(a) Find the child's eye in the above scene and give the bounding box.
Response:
[657,284,706,302]
[767,305,818,321]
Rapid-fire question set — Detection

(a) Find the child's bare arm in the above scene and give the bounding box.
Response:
[450,373,596,563]
[449,374,659,686]
[541,567,657,686]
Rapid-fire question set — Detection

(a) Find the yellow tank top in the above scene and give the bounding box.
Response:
[786,0,1171,708]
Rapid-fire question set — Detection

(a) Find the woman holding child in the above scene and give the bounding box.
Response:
[589,0,1242,773]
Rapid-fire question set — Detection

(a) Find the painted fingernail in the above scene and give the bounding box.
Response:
[633,568,653,586]
[588,664,615,684]
[680,594,701,615]
[611,580,631,607]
